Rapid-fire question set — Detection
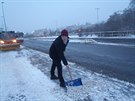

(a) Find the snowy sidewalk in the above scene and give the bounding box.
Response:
[0,50,71,101]
[0,47,135,101]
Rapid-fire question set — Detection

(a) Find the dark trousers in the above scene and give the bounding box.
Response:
[50,59,65,84]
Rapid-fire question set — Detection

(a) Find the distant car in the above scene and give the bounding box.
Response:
[0,38,17,44]
[0,31,21,51]
[0,38,20,51]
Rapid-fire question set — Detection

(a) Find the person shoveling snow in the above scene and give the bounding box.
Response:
[49,29,70,88]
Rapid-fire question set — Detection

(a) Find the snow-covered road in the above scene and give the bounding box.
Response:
[0,47,135,101]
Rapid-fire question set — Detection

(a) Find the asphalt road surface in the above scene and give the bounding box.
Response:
[23,39,135,84]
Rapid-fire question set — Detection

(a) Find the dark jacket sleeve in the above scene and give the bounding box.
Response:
[55,42,68,65]
[61,52,68,65]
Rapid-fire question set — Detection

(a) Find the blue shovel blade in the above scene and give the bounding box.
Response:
[65,78,83,86]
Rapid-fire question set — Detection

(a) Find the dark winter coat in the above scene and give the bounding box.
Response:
[49,36,69,65]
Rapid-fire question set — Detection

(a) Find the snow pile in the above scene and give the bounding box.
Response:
[96,42,135,47]
[127,34,135,38]
[0,47,135,101]
[69,38,97,43]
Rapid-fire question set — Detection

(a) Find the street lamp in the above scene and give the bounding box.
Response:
[0,16,3,31]
[1,2,7,31]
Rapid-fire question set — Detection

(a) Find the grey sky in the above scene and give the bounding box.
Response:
[0,0,130,33]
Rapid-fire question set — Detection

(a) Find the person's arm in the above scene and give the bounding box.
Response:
[61,52,68,65]
[56,43,68,65]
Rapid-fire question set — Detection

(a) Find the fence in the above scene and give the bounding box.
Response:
[82,30,135,37]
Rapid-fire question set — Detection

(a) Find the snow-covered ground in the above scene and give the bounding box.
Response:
[0,46,135,101]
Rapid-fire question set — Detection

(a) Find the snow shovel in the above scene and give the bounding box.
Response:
[65,66,83,86]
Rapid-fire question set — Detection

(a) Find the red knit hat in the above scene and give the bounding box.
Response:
[61,29,68,36]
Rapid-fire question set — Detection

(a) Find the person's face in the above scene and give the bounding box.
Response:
[61,35,68,44]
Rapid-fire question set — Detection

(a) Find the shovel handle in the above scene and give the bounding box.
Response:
[66,66,73,80]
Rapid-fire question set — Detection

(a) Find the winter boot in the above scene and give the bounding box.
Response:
[60,82,66,88]
[50,75,58,80]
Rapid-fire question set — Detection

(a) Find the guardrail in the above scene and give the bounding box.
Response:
[78,30,135,37]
